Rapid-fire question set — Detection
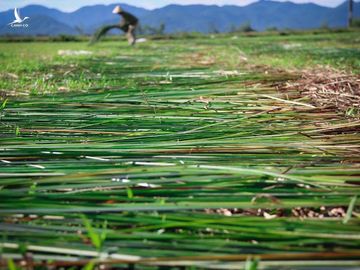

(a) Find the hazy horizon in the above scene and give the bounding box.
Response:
[0,0,357,12]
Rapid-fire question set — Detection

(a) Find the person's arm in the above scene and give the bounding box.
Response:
[119,17,126,27]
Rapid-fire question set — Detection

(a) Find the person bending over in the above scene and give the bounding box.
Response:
[112,5,138,45]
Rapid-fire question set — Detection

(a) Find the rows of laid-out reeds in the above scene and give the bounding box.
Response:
[0,40,359,269]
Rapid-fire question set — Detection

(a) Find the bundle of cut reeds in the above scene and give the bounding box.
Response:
[89,24,122,44]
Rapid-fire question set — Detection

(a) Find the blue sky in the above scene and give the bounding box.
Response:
[0,0,353,11]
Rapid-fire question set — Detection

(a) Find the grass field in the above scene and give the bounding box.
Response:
[0,31,359,269]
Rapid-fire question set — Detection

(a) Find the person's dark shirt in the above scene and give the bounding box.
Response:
[119,11,138,26]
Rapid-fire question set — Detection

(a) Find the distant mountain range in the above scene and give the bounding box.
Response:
[0,1,359,36]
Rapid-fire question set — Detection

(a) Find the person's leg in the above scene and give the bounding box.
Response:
[127,24,137,46]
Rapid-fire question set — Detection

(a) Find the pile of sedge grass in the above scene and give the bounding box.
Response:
[281,68,360,114]
[0,41,360,269]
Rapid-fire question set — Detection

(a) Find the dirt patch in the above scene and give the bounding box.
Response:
[204,206,351,219]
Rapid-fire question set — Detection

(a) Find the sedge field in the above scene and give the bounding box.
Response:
[0,31,360,269]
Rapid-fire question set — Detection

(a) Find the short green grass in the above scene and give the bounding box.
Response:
[0,31,359,269]
[1,31,359,96]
